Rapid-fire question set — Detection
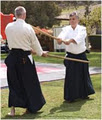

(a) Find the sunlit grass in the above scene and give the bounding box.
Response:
[1,74,101,119]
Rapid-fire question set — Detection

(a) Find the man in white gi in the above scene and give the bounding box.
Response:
[57,12,95,103]
[5,6,47,116]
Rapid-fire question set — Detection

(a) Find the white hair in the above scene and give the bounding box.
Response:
[69,11,79,19]
[15,6,26,18]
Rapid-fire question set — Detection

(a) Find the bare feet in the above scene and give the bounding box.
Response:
[8,107,15,116]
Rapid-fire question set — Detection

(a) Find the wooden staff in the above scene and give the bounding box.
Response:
[32,25,58,40]
[32,25,89,64]
[48,54,89,64]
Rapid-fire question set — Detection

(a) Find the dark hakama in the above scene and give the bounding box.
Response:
[64,52,95,101]
[5,49,46,113]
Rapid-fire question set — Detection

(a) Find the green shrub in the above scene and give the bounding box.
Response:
[88,35,101,50]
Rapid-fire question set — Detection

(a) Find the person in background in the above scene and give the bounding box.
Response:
[57,12,95,103]
[5,6,47,116]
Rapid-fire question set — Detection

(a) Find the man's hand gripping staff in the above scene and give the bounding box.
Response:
[32,25,89,64]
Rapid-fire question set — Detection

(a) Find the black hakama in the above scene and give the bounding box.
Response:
[5,49,46,113]
[63,52,95,101]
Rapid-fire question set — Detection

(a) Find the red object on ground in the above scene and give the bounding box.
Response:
[0,12,14,40]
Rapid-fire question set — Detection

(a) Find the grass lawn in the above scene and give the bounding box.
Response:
[1,51,101,67]
[1,74,101,119]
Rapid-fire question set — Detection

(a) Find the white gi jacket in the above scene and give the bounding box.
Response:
[58,24,87,54]
[5,19,43,56]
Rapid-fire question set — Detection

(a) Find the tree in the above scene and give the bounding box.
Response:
[25,1,61,28]
[1,1,61,28]
[60,1,78,10]
[1,1,25,14]
[80,6,101,35]
[90,7,101,34]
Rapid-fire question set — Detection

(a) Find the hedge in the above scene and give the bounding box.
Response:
[88,34,101,50]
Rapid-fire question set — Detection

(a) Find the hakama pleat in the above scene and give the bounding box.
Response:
[5,49,46,113]
[64,52,95,101]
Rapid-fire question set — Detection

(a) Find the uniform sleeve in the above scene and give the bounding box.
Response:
[5,24,9,35]
[57,27,68,40]
[5,23,12,50]
[72,27,87,44]
[29,27,43,56]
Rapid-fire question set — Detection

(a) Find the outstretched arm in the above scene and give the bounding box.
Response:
[63,39,77,45]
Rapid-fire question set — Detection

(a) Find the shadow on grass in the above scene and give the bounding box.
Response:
[2,111,43,119]
[2,99,94,119]
[49,98,94,114]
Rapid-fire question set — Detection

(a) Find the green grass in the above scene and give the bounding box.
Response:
[1,74,101,119]
[1,52,101,67]
[87,52,101,67]
[1,53,7,60]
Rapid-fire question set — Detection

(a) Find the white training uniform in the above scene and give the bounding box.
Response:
[58,24,87,54]
[5,18,43,56]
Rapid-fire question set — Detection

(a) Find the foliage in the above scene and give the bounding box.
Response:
[83,1,92,17]
[1,1,61,28]
[1,1,25,14]
[56,1,100,10]
[90,7,101,30]
[80,6,101,35]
